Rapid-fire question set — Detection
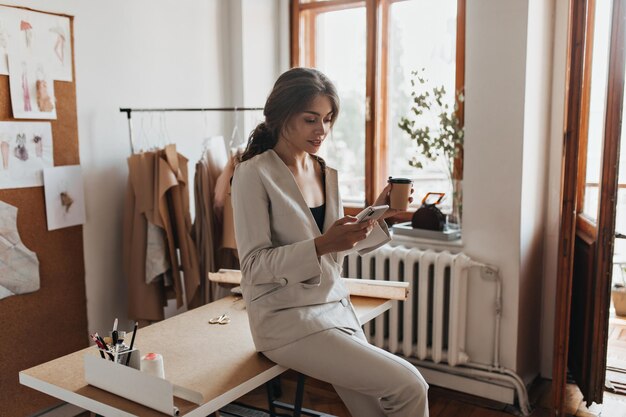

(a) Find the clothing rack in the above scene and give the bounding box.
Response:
[120,107,264,154]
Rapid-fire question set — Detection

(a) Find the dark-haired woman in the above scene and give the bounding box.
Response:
[232,67,429,417]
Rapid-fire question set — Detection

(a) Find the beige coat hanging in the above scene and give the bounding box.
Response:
[123,145,201,322]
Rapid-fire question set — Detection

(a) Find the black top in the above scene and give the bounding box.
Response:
[310,204,326,232]
[308,155,326,233]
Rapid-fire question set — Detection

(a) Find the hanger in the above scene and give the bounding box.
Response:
[201,110,211,154]
[159,112,171,148]
[137,113,151,153]
[147,112,158,152]
[229,106,239,152]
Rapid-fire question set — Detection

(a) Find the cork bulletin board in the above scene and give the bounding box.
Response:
[0,6,88,416]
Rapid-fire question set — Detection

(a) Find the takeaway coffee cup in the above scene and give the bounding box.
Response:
[387,177,412,210]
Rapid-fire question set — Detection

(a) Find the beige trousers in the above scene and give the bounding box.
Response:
[263,328,429,417]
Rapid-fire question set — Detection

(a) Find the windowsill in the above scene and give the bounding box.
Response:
[344,205,417,224]
[390,231,464,252]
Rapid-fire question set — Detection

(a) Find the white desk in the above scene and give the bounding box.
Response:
[20,295,392,417]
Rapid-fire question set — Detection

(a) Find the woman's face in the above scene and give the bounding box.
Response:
[282,94,334,155]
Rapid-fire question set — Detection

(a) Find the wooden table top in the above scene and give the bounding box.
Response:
[20,295,392,417]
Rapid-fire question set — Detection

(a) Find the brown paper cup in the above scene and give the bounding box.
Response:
[388,177,412,210]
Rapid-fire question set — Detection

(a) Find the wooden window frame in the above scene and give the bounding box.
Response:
[290,0,466,221]
[575,0,626,238]
[575,0,598,239]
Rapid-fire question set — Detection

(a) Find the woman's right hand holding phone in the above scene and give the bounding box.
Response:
[314,216,374,256]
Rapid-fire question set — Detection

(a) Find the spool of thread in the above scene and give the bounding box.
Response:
[140,352,165,379]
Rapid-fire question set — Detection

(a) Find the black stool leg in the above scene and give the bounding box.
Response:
[272,375,283,397]
[293,373,306,417]
[266,376,279,417]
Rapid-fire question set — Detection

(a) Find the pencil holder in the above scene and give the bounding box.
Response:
[97,347,140,369]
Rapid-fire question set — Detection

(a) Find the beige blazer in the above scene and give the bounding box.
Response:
[232,149,390,351]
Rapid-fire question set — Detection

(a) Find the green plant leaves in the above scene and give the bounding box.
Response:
[397,69,464,178]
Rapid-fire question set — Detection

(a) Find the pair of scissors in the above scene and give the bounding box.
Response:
[209,313,231,325]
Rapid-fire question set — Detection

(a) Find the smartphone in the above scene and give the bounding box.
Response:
[355,205,389,223]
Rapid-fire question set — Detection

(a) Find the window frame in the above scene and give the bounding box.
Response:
[290,0,466,220]
[575,0,598,239]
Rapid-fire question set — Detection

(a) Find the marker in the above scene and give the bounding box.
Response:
[95,333,107,349]
[125,321,138,366]
[112,330,119,363]
[94,333,114,361]
[96,333,114,361]
[90,334,106,359]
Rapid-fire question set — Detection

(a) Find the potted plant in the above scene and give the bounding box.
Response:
[398,69,464,229]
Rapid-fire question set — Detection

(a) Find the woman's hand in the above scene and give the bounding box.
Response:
[373,183,414,219]
[314,216,375,256]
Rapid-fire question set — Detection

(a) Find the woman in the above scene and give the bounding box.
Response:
[232,67,429,417]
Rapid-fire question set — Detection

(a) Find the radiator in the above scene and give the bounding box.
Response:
[342,244,476,367]
[342,244,533,416]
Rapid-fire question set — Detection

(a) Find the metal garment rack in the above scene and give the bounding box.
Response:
[119,107,264,154]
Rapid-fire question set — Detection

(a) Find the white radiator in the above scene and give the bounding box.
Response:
[342,245,476,367]
[342,244,533,416]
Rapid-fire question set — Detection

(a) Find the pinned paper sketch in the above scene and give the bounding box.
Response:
[0,200,40,301]
[0,121,53,189]
[20,20,32,49]
[9,53,56,119]
[14,133,28,160]
[43,15,71,81]
[50,25,65,62]
[43,165,86,231]
[0,6,72,81]
[0,20,9,73]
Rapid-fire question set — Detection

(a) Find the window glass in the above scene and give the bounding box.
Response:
[583,0,613,221]
[387,0,458,211]
[615,52,626,262]
[313,7,367,205]
[293,0,464,211]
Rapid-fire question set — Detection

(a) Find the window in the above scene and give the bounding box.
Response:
[581,0,613,223]
[291,0,465,218]
[577,0,626,262]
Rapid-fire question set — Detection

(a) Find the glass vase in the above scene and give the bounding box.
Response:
[447,179,462,232]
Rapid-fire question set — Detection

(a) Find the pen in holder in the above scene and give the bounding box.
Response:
[97,347,141,369]
[111,330,125,363]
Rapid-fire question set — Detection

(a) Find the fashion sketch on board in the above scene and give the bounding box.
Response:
[49,24,65,64]
[0,121,53,189]
[0,20,8,74]
[43,165,86,231]
[8,53,56,119]
[0,6,73,81]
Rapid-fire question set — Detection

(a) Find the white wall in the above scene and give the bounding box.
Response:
[541,0,569,378]
[464,0,567,383]
[0,0,282,342]
[227,0,289,148]
[517,0,554,380]
[464,0,529,374]
[2,0,282,336]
